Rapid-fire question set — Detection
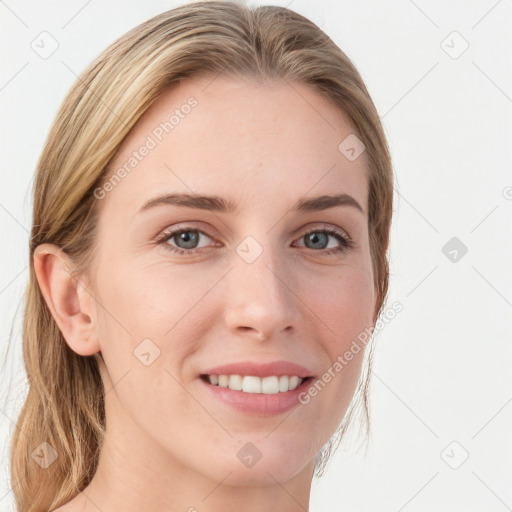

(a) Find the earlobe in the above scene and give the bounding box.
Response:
[33,243,101,357]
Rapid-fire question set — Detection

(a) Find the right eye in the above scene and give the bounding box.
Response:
[155,227,217,255]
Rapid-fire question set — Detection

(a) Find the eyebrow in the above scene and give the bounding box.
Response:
[138,192,364,215]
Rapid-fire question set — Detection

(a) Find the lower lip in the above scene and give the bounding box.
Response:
[199,376,314,416]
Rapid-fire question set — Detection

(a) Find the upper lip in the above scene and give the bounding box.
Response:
[200,360,314,379]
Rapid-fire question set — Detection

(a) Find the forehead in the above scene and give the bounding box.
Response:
[99,75,368,216]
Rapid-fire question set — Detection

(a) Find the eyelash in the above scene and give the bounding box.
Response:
[155,224,354,257]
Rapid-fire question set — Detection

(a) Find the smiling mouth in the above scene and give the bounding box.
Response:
[200,374,313,394]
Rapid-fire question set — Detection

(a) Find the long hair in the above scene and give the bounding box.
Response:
[8,1,393,510]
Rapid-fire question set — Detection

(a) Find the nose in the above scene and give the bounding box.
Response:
[223,242,302,342]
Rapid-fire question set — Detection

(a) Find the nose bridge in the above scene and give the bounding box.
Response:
[223,233,300,340]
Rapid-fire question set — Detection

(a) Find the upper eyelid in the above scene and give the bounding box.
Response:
[155,220,217,240]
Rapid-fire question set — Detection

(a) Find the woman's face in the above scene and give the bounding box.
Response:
[86,74,376,485]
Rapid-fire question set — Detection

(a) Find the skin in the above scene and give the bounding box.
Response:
[35,74,377,512]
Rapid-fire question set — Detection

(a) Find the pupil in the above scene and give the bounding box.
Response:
[177,231,199,249]
[306,232,327,249]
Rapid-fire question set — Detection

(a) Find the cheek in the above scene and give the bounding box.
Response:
[301,259,374,414]
[94,253,212,338]
[92,256,220,397]
[308,259,375,347]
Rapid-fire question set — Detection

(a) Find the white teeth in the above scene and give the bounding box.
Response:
[229,375,243,391]
[261,376,279,394]
[278,375,289,392]
[243,376,261,393]
[289,376,300,389]
[206,374,304,393]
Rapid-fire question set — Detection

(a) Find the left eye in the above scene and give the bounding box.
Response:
[156,226,353,256]
[296,228,352,253]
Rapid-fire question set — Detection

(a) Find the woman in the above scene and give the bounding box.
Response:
[10,1,393,510]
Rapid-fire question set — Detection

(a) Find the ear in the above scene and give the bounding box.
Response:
[33,243,100,356]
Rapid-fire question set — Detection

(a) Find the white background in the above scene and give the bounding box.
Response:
[1,1,511,511]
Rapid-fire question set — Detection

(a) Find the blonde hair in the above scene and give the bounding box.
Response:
[8,1,393,510]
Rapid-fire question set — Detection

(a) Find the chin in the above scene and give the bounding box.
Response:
[202,439,315,487]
